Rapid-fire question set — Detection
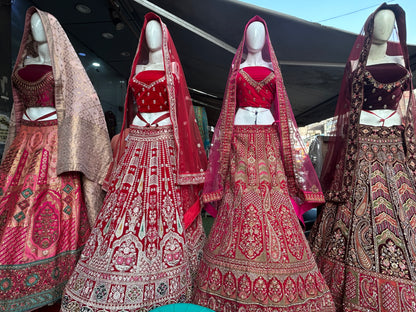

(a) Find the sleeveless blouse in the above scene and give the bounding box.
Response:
[12,64,55,108]
[129,70,169,113]
[362,63,409,110]
[237,66,276,109]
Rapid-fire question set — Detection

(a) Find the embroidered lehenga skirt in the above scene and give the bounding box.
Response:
[62,125,204,312]
[0,120,90,311]
[309,125,416,311]
[193,125,335,312]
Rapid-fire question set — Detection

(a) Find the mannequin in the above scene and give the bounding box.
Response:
[194,16,334,311]
[234,21,274,125]
[0,7,112,311]
[308,4,416,311]
[132,19,171,127]
[61,13,207,312]
[359,9,403,127]
[22,12,56,122]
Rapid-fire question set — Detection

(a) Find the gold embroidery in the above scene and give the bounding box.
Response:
[12,68,55,108]
[239,69,275,93]
[132,75,166,90]
[364,69,409,92]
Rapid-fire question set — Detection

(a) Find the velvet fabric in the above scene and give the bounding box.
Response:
[319,3,416,202]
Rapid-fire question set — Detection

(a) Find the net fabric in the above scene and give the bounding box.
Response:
[111,12,207,186]
[320,3,416,203]
[5,7,112,224]
[202,15,324,219]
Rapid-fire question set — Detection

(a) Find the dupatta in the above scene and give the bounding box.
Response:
[203,16,325,220]
[320,3,416,202]
[5,7,112,224]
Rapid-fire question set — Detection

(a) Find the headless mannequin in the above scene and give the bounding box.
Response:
[22,12,56,121]
[234,21,274,125]
[132,20,171,127]
[359,9,403,127]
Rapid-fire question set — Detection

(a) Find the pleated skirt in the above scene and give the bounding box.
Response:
[309,125,416,311]
[194,125,335,312]
[0,120,90,311]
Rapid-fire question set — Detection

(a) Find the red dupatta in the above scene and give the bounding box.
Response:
[320,3,416,202]
[108,12,207,188]
[203,16,325,220]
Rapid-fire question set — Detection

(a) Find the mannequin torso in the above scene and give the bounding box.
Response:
[235,21,274,125]
[359,9,402,127]
[132,19,171,127]
[22,12,56,121]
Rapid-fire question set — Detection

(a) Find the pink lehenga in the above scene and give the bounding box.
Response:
[0,7,111,312]
[193,16,335,312]
[309,4,416,311]
[61,13,207,312]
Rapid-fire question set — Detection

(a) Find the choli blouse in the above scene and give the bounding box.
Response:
[237,66,276,109]
[129,70,169,113]
[362,63,409,110]
[12,64,55,108]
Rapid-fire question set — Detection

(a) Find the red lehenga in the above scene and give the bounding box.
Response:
[0,7,111,312]
[309,4,416,311]
[193,16,335,312]
[61,13,207,312]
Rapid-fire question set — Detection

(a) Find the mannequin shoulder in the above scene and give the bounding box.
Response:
[23,56,50,66]
[240,61,273,70]
[366,55,405,66]
[135,63,164,74]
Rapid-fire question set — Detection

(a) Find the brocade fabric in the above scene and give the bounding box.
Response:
[5,7,112,225]
[0,120,90,311]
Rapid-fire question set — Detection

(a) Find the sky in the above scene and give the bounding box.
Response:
[239,0,416,45]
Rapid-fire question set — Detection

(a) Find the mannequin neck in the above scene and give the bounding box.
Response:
[367,41,388,64]
[148,49,163,66]
[37,42,51,65]
[244,50,265,66]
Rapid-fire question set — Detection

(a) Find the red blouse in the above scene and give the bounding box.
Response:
[12,64,55,108]
[129,70,169,113]
[237,66,276,109]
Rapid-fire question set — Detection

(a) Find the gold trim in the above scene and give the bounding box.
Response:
[239,68,275,93]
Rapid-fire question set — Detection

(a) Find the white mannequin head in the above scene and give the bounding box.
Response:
[245,21,266,53]
[373,9,395,44]
[31,12,47,43]
[146,20,162,52]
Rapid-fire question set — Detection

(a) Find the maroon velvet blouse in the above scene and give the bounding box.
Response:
[237,66,276,109]
[129,70,169,113]
[12,64,55,108]
[362,63,409,110]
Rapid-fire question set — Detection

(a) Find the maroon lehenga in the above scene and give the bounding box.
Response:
[309,4,416,311]
[61,13,207,312]
[194,16,335,312]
